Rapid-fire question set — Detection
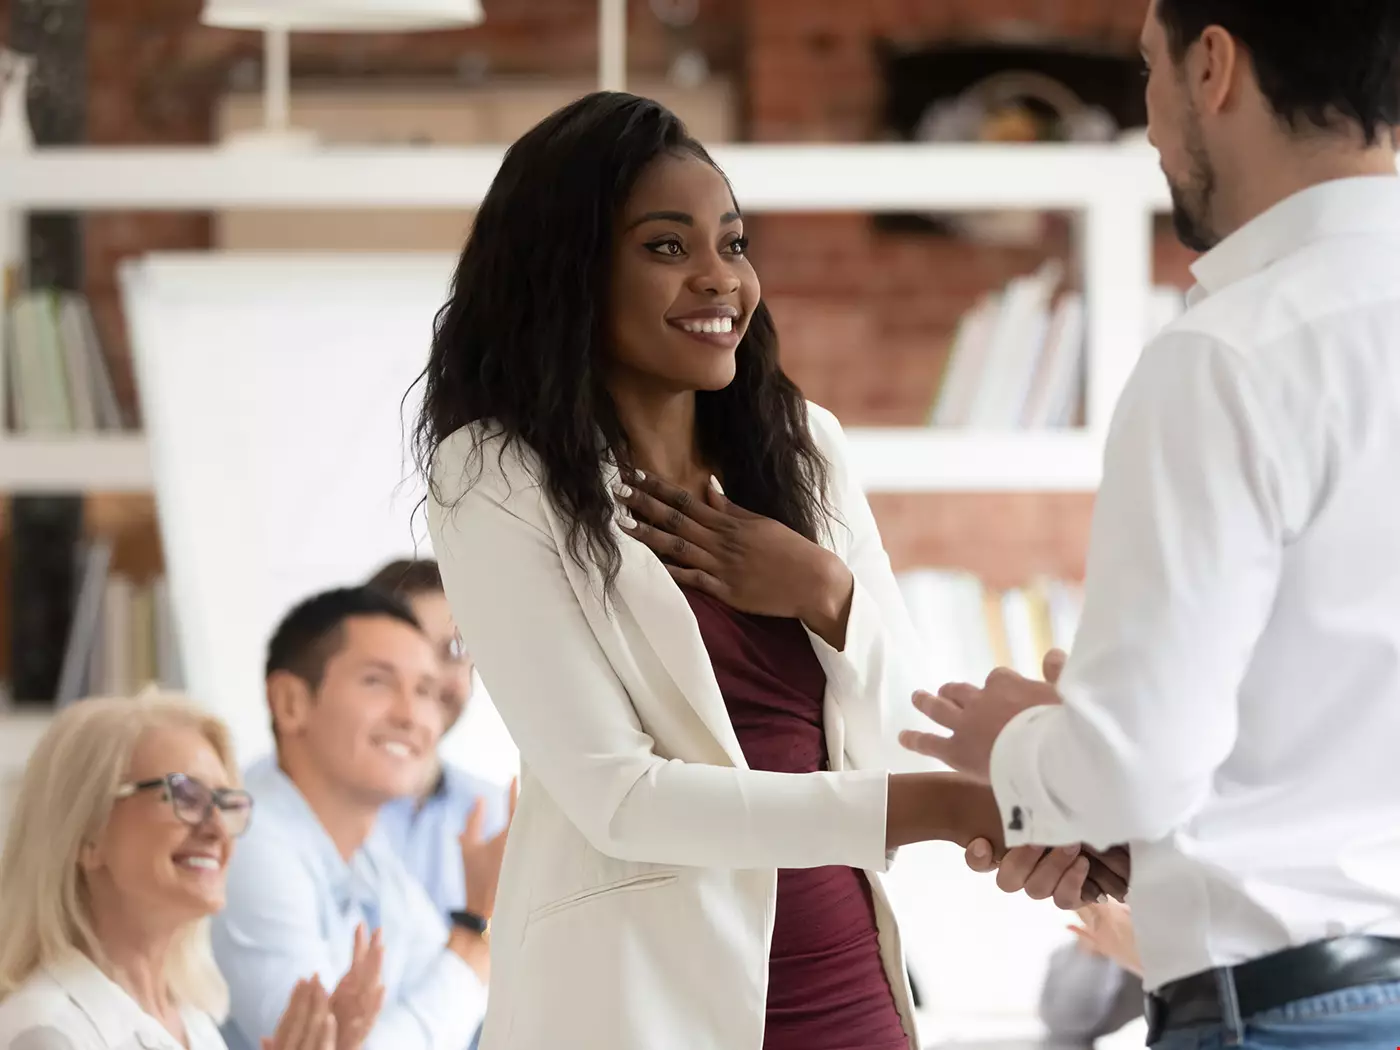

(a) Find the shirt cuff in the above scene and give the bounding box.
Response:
[989,704,1078,848]
[430,945,489,1029]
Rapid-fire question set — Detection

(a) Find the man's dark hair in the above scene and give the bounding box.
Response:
[367,559,444,602]
[265,586,421,689]
[1156,0,1400,146]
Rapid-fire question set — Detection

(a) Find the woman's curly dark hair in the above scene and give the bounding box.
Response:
[412,91,830,592]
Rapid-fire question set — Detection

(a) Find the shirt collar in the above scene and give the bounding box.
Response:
[1190,175,1400,298]
[243,757,388,914]
[44,949,191,1049]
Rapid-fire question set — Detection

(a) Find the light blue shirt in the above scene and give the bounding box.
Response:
[377,764,509,918]
[212,758,485,1050]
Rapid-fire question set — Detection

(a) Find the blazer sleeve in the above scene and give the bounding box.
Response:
[803,405,948,773]
[428,455,890,873]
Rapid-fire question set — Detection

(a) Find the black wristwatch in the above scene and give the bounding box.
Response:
[450,909,490,940]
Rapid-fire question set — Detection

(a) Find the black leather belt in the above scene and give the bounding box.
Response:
[1145,935,1400,1043]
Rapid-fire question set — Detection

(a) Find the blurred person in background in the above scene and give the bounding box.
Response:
[212,587,507,1050]
[367,559,512,922]
[0,692,353,1050]
[903,0,1400,1046]
[1039,900,1144,1047]
[413,90,1121,1050]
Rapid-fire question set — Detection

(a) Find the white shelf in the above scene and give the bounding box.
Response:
[0,143,1174,212]
[0,430,1103,494]
[0,435,153,493]
[847,428,1102,493]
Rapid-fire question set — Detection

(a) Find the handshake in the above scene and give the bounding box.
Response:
[901,648,1131,911]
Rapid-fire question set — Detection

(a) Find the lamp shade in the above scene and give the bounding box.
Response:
[202,0,483,31]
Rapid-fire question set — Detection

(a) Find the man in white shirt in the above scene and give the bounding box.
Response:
[903,1,1400,1046]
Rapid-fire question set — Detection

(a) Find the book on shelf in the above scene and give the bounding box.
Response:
[930,265,1188,429]
[4,289,127,435]
[897,568,1084,685]
[5,496,182,709]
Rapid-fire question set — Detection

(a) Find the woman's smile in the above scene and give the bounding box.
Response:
[666,305,742,349]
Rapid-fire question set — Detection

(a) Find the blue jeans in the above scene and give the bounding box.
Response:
[1152,980,1400,1049]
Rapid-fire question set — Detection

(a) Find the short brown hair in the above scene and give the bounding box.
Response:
[367,559,445,601]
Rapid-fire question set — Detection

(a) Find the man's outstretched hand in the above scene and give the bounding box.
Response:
[946,649,1130,907]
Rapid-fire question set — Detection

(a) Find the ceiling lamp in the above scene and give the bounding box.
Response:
[202,0,485,149]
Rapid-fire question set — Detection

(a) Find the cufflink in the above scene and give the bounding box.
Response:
[1008,806,1025,831]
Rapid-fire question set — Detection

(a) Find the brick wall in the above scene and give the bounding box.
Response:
[9,0,1198,588]
[743,0,1192,577]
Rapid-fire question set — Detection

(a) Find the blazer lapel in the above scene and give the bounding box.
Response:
[612,532,749,768]
[577,459,745,768]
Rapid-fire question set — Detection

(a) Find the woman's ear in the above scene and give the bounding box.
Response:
[267,670,314,741]
[78,837,102,874]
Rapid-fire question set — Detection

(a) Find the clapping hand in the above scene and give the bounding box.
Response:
[1070,899,1143,977]
[615,470,854,647]
[329,923,386,1050]
[264,978,336,1050]
[459,777,518,918]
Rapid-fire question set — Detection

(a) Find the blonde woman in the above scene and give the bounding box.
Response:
[0,693,383,1050]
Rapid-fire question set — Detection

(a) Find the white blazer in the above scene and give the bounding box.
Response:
[429,404,926,1050]
[0,950,226,1050]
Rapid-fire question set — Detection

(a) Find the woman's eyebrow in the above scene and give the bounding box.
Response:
[626,209,742,230]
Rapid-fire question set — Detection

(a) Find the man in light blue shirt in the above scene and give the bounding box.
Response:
[213,586,504,1050]
[368,560,511,919]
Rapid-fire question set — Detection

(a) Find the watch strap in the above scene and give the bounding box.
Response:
[450,909,490,936]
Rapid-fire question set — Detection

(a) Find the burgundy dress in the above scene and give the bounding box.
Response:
[682,586,910,1050]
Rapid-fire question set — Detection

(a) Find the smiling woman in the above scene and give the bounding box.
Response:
[409,91,1091,1050]
[0,694,339,1050]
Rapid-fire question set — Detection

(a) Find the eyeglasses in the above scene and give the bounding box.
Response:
[115,773,254,838]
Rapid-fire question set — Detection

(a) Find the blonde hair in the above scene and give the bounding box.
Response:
[0,690,235,1018]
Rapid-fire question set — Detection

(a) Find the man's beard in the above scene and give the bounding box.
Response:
[1168,118,1220,253]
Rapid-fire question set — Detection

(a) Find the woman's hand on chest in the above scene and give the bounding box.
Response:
[615,470,854,648]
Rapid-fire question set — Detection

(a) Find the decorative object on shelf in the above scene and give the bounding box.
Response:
[200,0,485,150]
[648,0,708,88]
[0,49,36,154]
[914,71,1115,245]
[877,38,1147,242]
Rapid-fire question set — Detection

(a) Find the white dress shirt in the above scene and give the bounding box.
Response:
[991,175,1400,991]
[0,949,225,1050]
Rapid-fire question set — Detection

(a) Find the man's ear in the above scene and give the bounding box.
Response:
[267,670,314,740]
[1194,24,1241,117]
